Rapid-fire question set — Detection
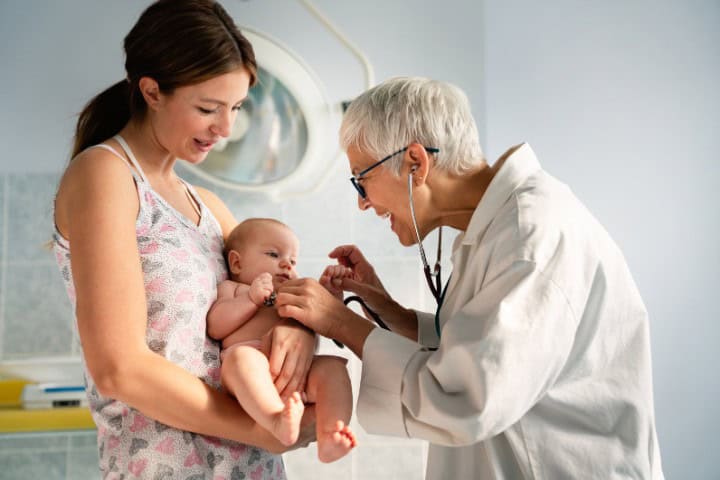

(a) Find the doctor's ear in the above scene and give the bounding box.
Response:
[405,143,432,184]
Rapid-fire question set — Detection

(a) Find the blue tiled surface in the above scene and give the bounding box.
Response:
[0,432,99,480]
[0,450,67,479]
[3,264,74,356]
[6,173,60,263]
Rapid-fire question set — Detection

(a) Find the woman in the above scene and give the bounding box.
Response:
[277,76,664,479]
[53,1,315,478]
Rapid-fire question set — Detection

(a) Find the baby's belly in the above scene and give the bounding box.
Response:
[222,308,279,349]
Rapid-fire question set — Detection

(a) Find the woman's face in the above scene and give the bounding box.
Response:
[153,68,251,164]
[347,145,421,246]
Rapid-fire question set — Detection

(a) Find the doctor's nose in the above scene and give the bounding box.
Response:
[358,195,371,211]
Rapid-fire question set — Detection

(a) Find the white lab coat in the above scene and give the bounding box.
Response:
[357,144,664,479]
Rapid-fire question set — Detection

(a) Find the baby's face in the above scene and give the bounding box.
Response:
[232,223,299,288]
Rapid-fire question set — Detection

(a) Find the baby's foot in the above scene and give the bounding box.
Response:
[318,420,357,463]
[273,392,304,446]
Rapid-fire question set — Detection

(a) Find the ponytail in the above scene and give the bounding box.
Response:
[71,80,132,158]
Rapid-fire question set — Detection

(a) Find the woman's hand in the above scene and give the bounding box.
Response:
[266,319,316,398]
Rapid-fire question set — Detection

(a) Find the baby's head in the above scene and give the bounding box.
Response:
[225,218,299,288]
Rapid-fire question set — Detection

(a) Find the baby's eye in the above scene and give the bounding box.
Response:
[290,260,297,266]
[265,251,279,258]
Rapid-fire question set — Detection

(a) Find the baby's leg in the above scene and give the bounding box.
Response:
[221,344,304,446]
[305,355,356,463]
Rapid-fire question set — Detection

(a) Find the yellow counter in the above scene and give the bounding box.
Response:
[0,378,95,433]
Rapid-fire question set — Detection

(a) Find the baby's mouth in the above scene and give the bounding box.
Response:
[275,273,291,283]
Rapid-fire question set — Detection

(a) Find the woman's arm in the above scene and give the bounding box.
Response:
[60,155,308,452]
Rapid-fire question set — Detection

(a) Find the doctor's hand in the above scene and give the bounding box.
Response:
[328,245,418,340]
[276,278,346,338]
[276,278,376,358]
[328,245,386,293]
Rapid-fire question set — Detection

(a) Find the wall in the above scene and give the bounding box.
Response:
[1,0,718,479]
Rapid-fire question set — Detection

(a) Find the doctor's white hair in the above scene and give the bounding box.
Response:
[340,77,484,175]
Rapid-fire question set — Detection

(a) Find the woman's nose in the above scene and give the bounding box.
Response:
[212,111,233,138]
[358,195,371,210]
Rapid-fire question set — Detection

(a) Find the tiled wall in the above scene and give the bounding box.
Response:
[0,166,457,479]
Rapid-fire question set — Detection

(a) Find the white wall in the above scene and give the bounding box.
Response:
[0,0,717,478]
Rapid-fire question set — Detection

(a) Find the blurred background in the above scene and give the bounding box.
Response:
[0,0,718,478]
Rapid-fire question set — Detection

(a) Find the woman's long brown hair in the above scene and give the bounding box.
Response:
[71,0,257,159]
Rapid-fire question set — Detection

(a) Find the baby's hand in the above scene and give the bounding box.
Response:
[319,265,354,300]
[249,272,274,306]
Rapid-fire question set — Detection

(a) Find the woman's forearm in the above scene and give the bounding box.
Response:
[95,349,288,452]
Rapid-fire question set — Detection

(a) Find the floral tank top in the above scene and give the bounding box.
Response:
[52,135,285,480]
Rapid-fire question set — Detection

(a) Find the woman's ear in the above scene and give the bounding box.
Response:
[227,249,243,275]
[405,143,433,185]
[138,76,162,110]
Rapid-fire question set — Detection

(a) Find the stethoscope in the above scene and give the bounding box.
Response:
[338,169,448,347]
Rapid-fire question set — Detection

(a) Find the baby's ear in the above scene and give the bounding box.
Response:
[227,250,243,275]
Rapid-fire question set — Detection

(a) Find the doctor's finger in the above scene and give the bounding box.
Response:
[329,244,368,266]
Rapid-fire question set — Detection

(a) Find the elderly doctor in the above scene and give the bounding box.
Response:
[277,76,664,479]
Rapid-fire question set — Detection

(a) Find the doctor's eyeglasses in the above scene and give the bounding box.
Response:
[350,145,439,199]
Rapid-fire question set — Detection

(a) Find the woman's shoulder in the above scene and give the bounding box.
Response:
[55,144,139,239]
[63,144,134,184]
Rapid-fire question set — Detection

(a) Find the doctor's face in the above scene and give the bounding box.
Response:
[347,145,420,246]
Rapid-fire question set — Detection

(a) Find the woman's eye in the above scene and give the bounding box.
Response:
[197,107,216,114]
[231,104,243,112]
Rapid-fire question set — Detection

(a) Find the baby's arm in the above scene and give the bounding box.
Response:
[207,273,274,340]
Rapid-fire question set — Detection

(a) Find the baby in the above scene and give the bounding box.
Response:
[207,218,356,463]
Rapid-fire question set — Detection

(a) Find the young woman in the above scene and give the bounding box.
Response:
[53,1,316,478]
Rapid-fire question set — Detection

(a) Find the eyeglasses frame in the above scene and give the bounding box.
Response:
[349,145,439,198]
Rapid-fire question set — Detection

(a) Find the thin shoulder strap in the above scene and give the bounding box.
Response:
[87,143,142,181]
[113,134,150,184]
[90,144,127,163]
